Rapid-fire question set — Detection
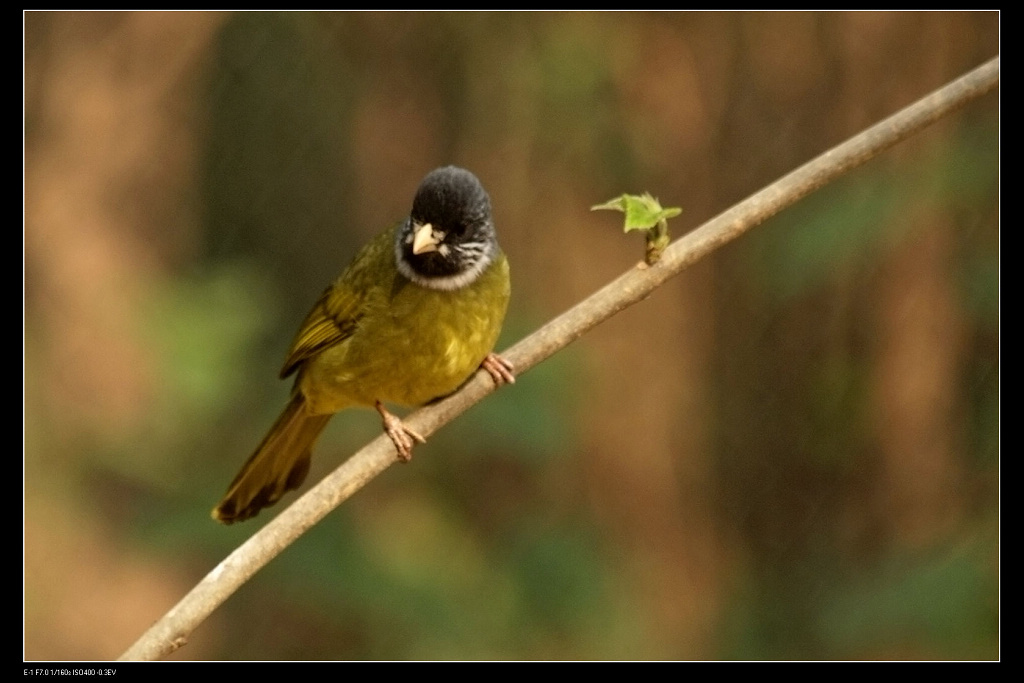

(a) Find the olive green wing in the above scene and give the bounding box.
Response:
[278,228,396,379]
[279,281,365,379]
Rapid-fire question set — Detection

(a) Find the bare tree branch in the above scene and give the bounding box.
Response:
[119,56,999,661]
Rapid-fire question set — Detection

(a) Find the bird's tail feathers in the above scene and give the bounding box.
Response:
[212,393,330,524]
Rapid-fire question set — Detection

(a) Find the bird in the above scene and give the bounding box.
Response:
[212,166,514,524]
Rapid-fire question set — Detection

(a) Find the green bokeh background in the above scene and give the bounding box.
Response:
[24,11,998,660]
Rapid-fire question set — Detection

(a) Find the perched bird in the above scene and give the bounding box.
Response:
[213,166,513,524]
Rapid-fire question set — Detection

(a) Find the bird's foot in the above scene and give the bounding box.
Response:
[376,401,425,462]
[481,353,516,386]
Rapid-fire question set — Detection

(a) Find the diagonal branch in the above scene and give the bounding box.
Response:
[119,56,999,661]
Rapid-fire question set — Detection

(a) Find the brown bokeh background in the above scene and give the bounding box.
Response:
[25,11,998,660]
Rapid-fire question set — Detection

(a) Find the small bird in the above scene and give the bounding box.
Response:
[213,166,513,524]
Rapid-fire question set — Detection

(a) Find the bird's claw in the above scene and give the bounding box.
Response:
[376,401,425,462]
[481,353,516,386]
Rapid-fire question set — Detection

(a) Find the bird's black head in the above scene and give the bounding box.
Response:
[395,166,499,291]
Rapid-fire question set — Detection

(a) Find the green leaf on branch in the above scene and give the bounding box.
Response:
[591,192,681,265]
[591,192,681,232]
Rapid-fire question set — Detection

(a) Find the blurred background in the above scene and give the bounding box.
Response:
[24,11,998,660]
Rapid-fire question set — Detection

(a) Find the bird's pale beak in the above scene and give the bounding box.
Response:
[412,223,440,255]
